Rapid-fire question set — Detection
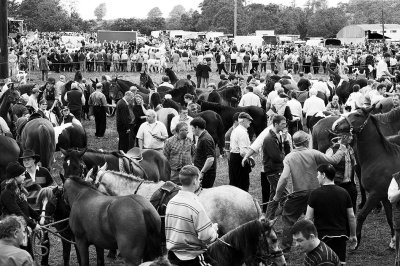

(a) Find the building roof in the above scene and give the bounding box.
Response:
[354,24,400,31]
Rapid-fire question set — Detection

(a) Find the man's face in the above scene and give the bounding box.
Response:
[15,223,27,246]
[46,83,54,89]
[393,95,400,107]
[332,97,339,104]
[146,113,156,123]
[178,125,189,139]
[293,232,315,253]
[317,171,325,186]
[63,109,70,116]
[23,157,35,168]
[274,120,287,133]
[241,118,251,129]
[180,109,189,120]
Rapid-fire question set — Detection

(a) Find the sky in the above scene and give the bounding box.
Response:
[76,0,349,20]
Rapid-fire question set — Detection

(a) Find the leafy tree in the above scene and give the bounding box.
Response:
[167,5,186,30]
[147,7,163,18]
[7,0,20,18]
[94,3,107,21]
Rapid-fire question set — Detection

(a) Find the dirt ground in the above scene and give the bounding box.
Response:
[22,66,396,265]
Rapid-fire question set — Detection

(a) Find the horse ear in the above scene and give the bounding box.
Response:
[84,168,93,182]
[100,162,107,171]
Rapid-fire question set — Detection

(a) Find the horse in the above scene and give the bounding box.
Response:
[0,84,21,132]
[328,69,368,104]
[20,118,55,169]
[109,78,150,104]
[198,85,242,107]
[140,218,286,266]
[164,67,196,105]
[200,101,267,137]
[37,185,79,266]
[86,165,262,236]
[61,148,170,182]
[139,71,155,91]
[54,122,87,151]
[0,135,20,181]
[147,59,161,73]
[332,106,400,249]
[63,176,162,266]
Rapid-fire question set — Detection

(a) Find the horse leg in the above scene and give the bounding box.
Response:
[355,165,367,209]
[75,238,89,266]
[356,193,380,249]
[382,197,395,249]
[117,236,143,265]
[61,239,72,266]
[95,246,105,266]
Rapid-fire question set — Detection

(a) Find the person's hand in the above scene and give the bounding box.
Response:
[34,224,41,231]
[241,157,248,167]
[212,223,218,232]
[349,235,357,250]
[199,171,204,181]
[273,195,280,202]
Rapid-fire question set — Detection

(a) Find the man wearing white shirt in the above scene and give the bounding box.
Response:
[312,78,331,98]
[266,83,282,111]
[369,83,386,105]
[376,53,395,80]
[238,86,261,107]
[137,109,168,151]
[170,107,194,140]
[303,88,326,130]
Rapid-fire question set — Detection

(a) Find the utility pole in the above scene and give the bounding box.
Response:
[0,0,9,80]
[382,0,385,43]
[234,0,237,37]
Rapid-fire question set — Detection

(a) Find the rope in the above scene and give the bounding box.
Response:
[41,227,76,245]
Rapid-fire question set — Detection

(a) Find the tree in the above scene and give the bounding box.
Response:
[167,5,186,29]
[7,0,20,18]
[147,7,163,18]
[94,3,107,21]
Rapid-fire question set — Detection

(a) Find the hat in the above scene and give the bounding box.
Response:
[47,77,56,84]
[238,112,253,121]
[220,74,227,80]
[31,87,40,93]
[293,131,309,146]
[228,74,237,81]
[20,149,40,163]
[6,162,26,179]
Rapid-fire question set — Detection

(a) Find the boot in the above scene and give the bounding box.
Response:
[260,172,270,213]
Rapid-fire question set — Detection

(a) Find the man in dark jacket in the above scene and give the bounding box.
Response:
[263,115,291,219]
[116,91,134,152]
[64,82,85,121]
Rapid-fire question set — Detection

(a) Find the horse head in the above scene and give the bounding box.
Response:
[109,80,120,101]
[61,148,87,178]
[37,185,68,226]
[332,105,375,135]
[257,217,286,266]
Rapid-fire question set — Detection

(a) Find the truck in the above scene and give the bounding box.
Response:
[97,30,137,42]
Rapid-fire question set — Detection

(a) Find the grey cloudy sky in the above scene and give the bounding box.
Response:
[77,0,349,20]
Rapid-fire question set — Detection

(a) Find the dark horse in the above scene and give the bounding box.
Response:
[21,118,55,169]
[109,78,149,104]
[200,101,267,137]
[328,69,368,104]
[63,176,162,266]
[332,106,400,249]
[61,148,171,182]
[0,136,20,181]
[139,71,155,91]
[37,184,79,266]
[198,85,242,107]
[55,122,87,151]
[0,85,21,134]
[164,67,196,105]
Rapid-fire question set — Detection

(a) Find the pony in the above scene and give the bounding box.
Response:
[54,122,87,151]
[61,148,171,182]
[37,185,79,266]
[0,135,20,181]
[0,84,21,132]
[139,71,155,90]
[332,106,400,249]
[20,118,55,169]
[147,59,161,73]
[63,176,162,266]
[140,218,286,266]
[86,165,262,236]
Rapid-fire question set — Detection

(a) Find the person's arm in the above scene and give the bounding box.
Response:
[200,157,214,175]
[388,178,400,203]
[81,93,85,105]
[136,124,144,148]
[163,140,171,160]
[194,207,218,244]
[64,91,68,102]
[238,134,251,157]
[315,145,345,165]
[152,123,168,141]
[273,159,291,201]
[170,117,177,135]
[138,139,144,149]
[304,205,314,221]
[347,207,358,249]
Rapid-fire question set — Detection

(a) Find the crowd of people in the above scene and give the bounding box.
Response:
[2,29,400,265]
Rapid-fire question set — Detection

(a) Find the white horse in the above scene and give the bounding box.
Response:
[86,164,261,235]
[147,59,161,73]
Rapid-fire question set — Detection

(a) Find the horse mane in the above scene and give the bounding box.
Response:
[105,170,155,184]
[374,106,400,124]
[36,186,57,204]
[86,148,115,155]
[369,115,400,155]
[208,219,265,264]
[69,175,100,191]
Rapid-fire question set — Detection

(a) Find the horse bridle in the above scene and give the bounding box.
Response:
[341,113,370,136]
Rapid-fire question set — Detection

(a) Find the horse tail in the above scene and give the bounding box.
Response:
[39,125,51,169]
[143,208,162,261]
[216,113,225,154]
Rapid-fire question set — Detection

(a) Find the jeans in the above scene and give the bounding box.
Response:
[265,173,288,219]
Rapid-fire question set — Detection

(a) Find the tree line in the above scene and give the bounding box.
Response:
[7,0,400,38]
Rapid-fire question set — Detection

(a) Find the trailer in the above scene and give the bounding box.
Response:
[97,30,137,42]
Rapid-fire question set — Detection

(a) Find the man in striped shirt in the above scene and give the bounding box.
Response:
[291,220,340,266]
[165,165,218,266]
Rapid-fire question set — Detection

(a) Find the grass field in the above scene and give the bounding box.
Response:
[22,66,396,265]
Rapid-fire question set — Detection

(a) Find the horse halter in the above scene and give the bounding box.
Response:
[342,113,370,136]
